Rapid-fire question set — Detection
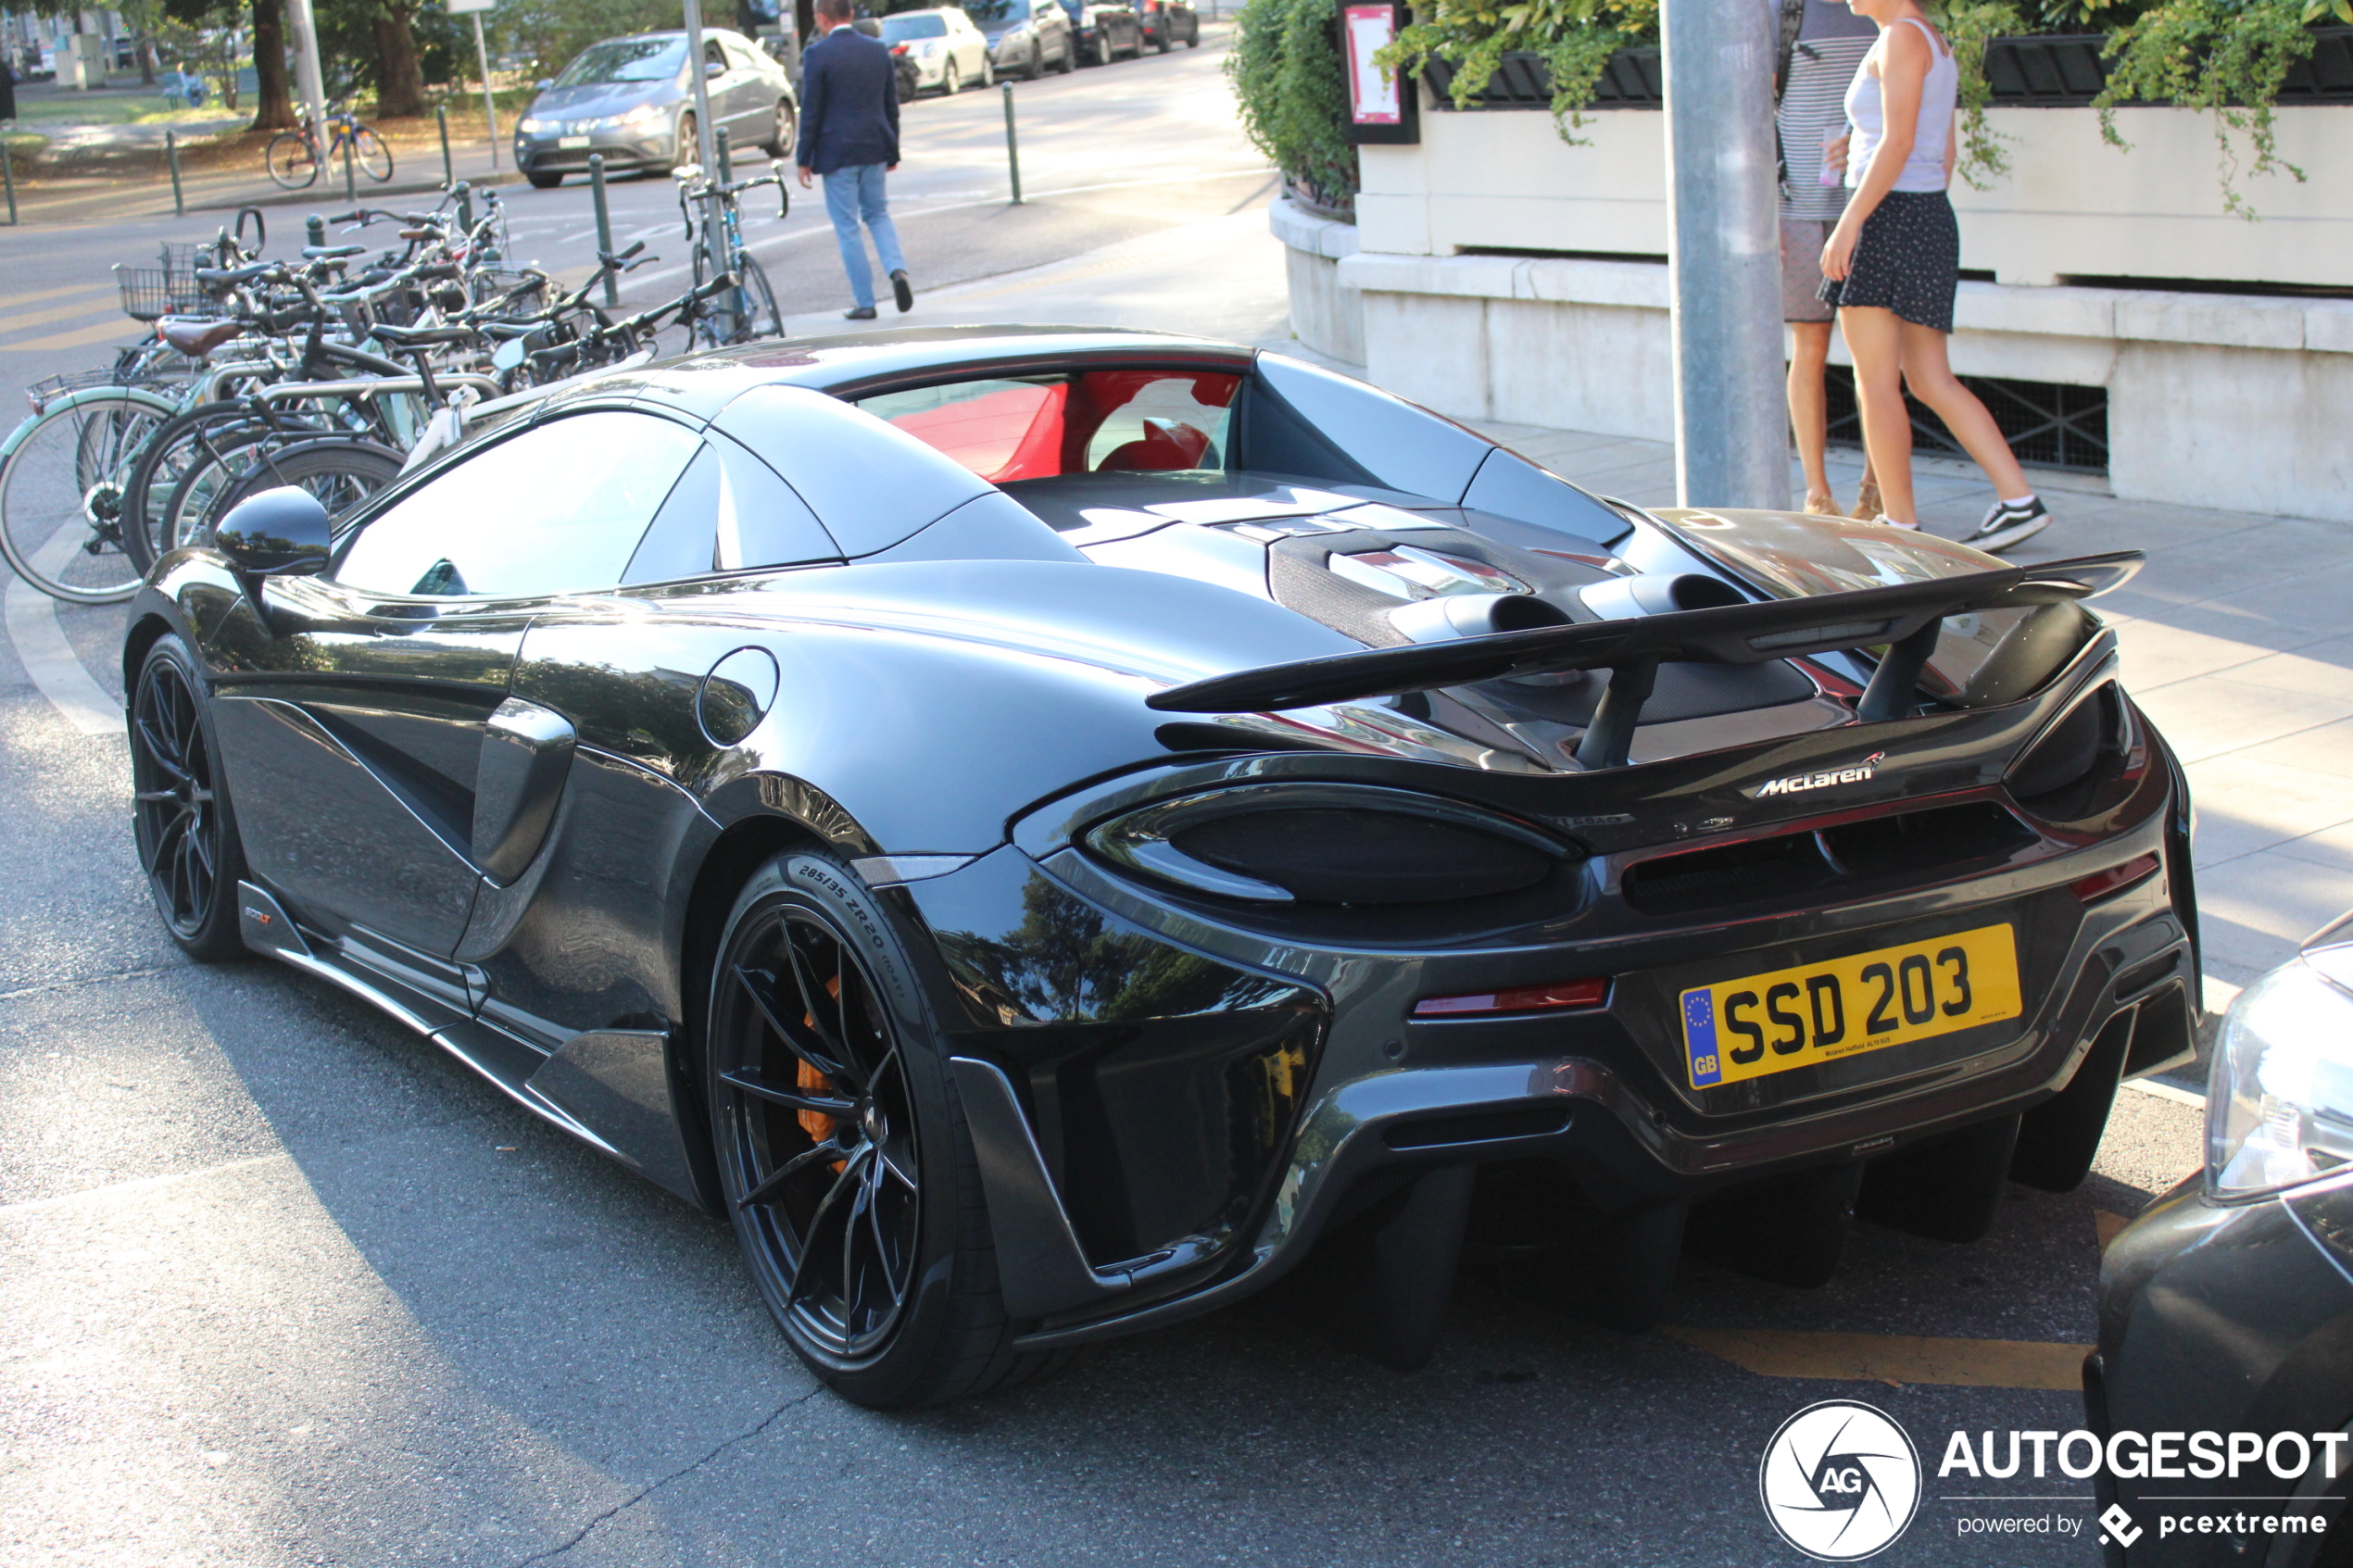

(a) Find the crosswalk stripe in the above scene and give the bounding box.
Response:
[0,283,115,313]
[0,319,146,353]
[1666,1326,2092,1391]
[0,297,125,337]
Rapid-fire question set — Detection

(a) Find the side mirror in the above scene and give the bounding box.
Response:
[215,485,332,593]
[535,77,552,90]
[706,57,725,77]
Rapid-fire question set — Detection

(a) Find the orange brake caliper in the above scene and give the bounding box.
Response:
[798,975,846,1171]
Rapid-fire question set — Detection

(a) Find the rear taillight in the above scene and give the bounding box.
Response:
[1414,978,1609,1018]
[2071,852,2159,903]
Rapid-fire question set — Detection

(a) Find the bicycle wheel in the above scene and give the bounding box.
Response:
[209,437,407,524]
[265,130,320,190]
[735,254,782,344]
[121,403,259,574]
[0,391,170,604]
[688,237,730,351]
[354,126,394,182]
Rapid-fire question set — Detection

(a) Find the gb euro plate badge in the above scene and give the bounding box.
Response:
[1680,923,2024,1090]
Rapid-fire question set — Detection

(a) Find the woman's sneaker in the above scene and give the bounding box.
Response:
[1965,496,2050,554]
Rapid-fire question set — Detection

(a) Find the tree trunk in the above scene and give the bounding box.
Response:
[371,2,425,118]
[138,36,157,87]
[250,0,296,131]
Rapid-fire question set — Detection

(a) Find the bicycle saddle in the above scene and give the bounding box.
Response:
[301,243,368,260]
[370,322,480,347]
[194,261,276,285]
[157,318,245,358]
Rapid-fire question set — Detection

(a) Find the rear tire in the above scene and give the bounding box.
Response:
[703,849,1073,1408]
[264,129,318,190]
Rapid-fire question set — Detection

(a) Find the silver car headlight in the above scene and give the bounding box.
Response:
[2207,954,2353,1200]
[518,116,547,133]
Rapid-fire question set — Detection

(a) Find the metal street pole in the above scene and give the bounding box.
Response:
[1660,0,1788,510]
[679,0,724,281]
[472,12,501,169]
[283,0,330,155]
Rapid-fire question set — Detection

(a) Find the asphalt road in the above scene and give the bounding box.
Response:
[0,36,2211,1565]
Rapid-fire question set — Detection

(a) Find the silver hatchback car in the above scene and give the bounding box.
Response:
[514,30,798,188]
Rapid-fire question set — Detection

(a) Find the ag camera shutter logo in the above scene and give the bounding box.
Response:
[1759,1399,1923,1560]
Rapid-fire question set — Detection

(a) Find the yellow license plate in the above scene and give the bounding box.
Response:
[1679,922,2021,1090]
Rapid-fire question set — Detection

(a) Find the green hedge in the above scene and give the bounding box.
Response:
[1226,0,1360,218]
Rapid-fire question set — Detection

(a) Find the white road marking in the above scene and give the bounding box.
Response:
[4,528,128,736]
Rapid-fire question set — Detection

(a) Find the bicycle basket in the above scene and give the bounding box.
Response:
[471,268,549,320]
[117,260,221,323]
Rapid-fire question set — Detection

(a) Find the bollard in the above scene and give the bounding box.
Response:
[343,129,357,201]
[455,180,473,233]
[306,214,326,247]
[589,154,619,307]
[1001,81,1023,206]
[3,140,17,227]
[436,106,453,188]
[714,124,733,185]
[166,130,185,217]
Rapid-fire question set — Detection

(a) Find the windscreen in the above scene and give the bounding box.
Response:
[855,370,1241,483]
[961,0,1023,22]
[553,38,686,86]
[880,14,949,40]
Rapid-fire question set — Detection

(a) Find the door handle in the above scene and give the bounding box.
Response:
[473,697,575,885]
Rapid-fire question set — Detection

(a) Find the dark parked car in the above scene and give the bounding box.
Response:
[2085,913,2353,1566]
[1132,0,1197,51]
[1060,0,1141,65]
[965,0,1075,79]
[514,30,797,188]
[127,326,2192,1409]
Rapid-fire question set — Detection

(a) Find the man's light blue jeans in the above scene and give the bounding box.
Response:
[822,163,907,311]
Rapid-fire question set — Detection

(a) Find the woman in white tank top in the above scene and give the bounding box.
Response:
[1817,1,2052,552]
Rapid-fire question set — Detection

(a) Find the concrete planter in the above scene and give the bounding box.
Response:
[1274,102,2353,522]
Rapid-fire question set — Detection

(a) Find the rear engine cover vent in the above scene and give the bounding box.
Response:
[1621,802,2035,916]
[1173,808,1552,905]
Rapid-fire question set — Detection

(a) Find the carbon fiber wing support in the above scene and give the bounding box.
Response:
[1143,550,2143,769]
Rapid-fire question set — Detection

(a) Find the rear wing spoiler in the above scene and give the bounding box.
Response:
[1145,550,2143,769]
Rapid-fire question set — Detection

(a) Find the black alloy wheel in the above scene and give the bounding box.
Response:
[131,634,246,961]
[706,850,1070,1407]
[768,99,797,157]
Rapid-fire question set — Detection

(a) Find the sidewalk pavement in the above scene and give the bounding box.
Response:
[783,202,2353,1008]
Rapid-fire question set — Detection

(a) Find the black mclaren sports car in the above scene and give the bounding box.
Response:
[124,326,2199,1408]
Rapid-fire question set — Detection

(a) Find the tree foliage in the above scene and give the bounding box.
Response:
[1377,0,1652,143]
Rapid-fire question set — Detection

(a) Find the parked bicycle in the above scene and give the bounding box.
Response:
[266,103,395,191]
[674,152,789,349]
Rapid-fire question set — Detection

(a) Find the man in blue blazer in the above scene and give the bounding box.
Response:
[795,0,914,320]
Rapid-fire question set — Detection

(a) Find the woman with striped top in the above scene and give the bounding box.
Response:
[1818,0,2051,552]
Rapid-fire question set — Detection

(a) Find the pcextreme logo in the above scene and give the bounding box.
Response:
[1750,752,1886,799]
[1759,1400,1923,1561]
